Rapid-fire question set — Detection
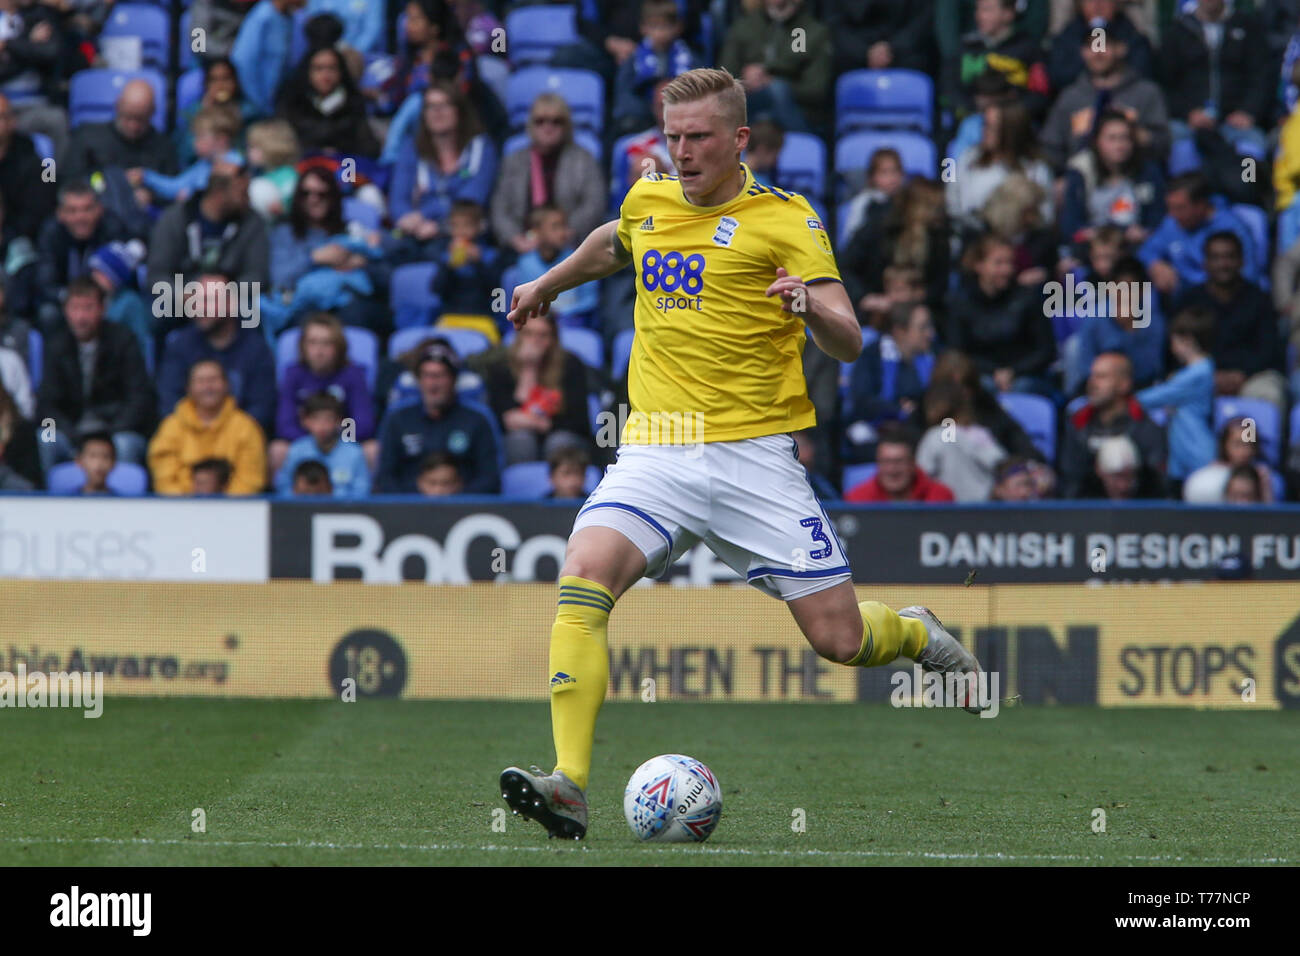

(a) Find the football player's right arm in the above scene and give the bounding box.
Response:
[507,220,632,328]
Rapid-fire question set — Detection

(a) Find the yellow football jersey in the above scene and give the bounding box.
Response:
[614,162,841,445]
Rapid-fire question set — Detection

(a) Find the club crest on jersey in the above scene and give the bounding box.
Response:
[712,215,738,247]
[806,217,832,254]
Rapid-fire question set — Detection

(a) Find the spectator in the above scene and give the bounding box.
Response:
[1040,25,1169,170]
[231,0,308,118]
[843,421,955,502]
[915,377,1008,501]
[245,119,302,220]
[60,79,179,185]
[945,69,1016,166]
[148,359,266,495]
[979,172,1054,286]
[1138,172,1259,297]
[1183,417,1276,504]
[389,81,497,251]
[839,147,905,253]
[827,0,934,75]
[473,311,591,466]
[156,273,277,436]
[926,349,1047,462]
[0,340,31,418]
[720,0,831,134]
[843,301,937,462]
[1059,109,1165,249]
[36,277,154,473]
[190,457,234,496]
[0,0,64,159]
[272,311,375,472]
[277,44,380,157]
[613,0,700,137]
[1133,305,1216,486]
[146,158,270,299]
[948,0,1050,120]
[415,450,463,496]
[947,101,1053,234]
[291,457,333,495]
[991,456,1044,501]
[265,166,384,334]
[174,57,255,168]
[945,234,1057,398]
[1223,463,1265,504]
[0,382,33,491]
[72,431,115,495]
[35,181,128,332]
[274,391,369,496]
[619,79,674,203]
[846,177,950,319]
[509,205,597,330]
[1092,433,1152,499]
[1177,230,1287,412]
[375,340,500,493]
[545,444,590,500]
[792,427,838,501]
[308,0,385,55]
[86,239,154,373]
[742,120,784,189]
[0,192,39,319]
[1161,0,1270,155]
[1063,253,1165,396]
[1047,0,1155,92]
[431,199,503,341]
[133,105,244,205]
[490,93,604,256]
[189,0,255,63]
[0,93,55,241]
[1061,350,1166,497]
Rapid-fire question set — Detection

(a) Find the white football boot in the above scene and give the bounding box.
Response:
[900,606,989,715]
[499,766,588,840]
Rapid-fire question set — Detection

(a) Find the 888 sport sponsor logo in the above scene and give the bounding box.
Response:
[642,250,706,311]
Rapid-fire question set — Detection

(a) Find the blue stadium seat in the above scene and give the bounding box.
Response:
[506,68,604,134]
[342,197,382,232]
[29,131,53,162]
[276,326,379,393]
[1167,137,1201,176]
[388,325,492,361]
[176,67,203,116]
[389,262,441,327]
[1292,403,1300,454]
[504,4,577,66]
[1231,203,1269,269]
[772,132,826,203]
[100,4,172,72]
[503,128,603,163]
[842,463,877,495]
[835,131,935,201]
[1214,396,1281,466]
[178,8,194,71]
[46,461,149,496]
[501,461,602,499]
[559,326,603,369]
[998,392,1057,461]
[69,69,167,130]
[27,328,42,391]
[612,328,634,380]
[835,69,933,136]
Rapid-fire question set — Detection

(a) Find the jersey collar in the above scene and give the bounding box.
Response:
[676,162,753,211]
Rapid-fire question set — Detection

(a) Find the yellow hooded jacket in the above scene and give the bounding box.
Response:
[148,395,267,495]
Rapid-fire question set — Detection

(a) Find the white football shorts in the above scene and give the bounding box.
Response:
[571,433,852,601]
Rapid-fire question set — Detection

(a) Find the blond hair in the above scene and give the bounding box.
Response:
[192,103,241,142]
[246,118,300,168]
[661,67,746,129]
[982,173,1045,239]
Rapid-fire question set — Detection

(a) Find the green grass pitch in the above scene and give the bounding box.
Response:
[1,699,1296,866]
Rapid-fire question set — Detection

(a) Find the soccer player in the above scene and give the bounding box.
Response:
[499,68,984,840]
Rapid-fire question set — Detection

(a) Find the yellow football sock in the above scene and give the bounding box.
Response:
[550,575,614,791]
[847,601,929,667]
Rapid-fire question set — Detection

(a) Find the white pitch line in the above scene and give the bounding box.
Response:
[0,836,1288,865]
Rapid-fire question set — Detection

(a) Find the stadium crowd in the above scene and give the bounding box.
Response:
[0,0,1298,505]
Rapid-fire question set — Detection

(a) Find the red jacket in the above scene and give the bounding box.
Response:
[845,467,955,503]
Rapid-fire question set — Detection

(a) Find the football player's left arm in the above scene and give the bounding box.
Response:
[767,268,862,363]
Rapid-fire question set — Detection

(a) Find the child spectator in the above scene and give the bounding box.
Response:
[275,391,370,497]
[1183,417,1277,504]
[840,147,904,248]
[949,0,1049,120]
[86,239,154,372]
[174,57,254,167]
[743,120,785,188]
[291,458,333,495]
[246,119,302,220]
[1223,463,1265,504]
[978,172,1053,287]
[545,445,589,500]
[991,456,1043,502]
[613,0,699,136]
[915,378,1008,501]
[511,205,598,328]
[1135,306,1216,487]
[74,431,116,495]
[190,457,233,496]
[272,311,376,472]
[431,200,503,343]
[130,105,244,205]
[415,451,464,496]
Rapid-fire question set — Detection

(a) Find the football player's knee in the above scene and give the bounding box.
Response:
[813,622,862,665]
